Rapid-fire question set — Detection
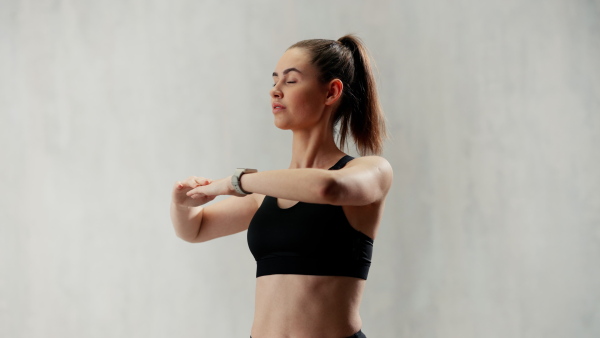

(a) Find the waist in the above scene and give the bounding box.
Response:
[252,274,364,337]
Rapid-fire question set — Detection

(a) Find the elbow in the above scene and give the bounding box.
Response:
[176,231,196,243]
[178,234,205,244]
[318,175,343,205]
[175,228,205,243]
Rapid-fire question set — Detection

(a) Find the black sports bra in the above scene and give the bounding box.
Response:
[247,155,374,280]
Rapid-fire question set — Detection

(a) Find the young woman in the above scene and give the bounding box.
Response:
[170,35,393,338]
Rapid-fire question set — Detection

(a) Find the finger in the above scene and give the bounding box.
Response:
[190,192,212,199]
[192,194,214,200]
[177,180,191,189]
[193,178,206,187]
[186,186,202,197]
[175,180,190,190]
[185,177,200,188]
[187,177,209,187]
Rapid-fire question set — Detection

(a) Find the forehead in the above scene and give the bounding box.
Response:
[273,48,313,74]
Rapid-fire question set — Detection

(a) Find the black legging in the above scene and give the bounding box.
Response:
[251,329,366,338]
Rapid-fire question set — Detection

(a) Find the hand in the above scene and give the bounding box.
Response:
[172,176,216,207]
[186,176,246,199]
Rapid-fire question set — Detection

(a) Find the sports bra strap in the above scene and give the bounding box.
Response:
[329,155,355,170]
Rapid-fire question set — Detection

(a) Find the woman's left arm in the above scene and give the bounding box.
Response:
[186,156,393,206]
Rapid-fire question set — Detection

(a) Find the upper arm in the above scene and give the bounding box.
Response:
[191,193,261,243]
[326,156,393,206]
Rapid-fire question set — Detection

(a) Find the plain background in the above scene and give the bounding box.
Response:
[1,0,599,337]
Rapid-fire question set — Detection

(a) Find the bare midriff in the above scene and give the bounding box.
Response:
[251,274,365,338]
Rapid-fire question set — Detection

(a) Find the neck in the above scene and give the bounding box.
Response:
[289,125,346,169]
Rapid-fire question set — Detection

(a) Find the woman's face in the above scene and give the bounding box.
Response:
[270,48,330,131]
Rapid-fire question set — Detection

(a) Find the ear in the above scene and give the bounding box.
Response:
[324,79,343,106]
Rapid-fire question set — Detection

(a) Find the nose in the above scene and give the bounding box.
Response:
[270,84,282,99]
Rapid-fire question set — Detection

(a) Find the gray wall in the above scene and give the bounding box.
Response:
[1,0,599,337]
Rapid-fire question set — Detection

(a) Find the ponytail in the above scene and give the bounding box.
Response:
[336,35,386,156]
[289,35,387,156]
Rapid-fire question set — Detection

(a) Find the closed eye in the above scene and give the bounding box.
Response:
[272,81,296,87]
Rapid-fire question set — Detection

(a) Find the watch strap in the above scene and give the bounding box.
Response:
[231,168,257,195]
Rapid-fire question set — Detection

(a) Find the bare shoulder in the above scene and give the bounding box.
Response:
[345,156,393,186]
[346,155,392,169]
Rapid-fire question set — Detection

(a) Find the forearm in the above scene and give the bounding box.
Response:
[185,157,391,206]
[170,202,204,242]
[239,168,336,203]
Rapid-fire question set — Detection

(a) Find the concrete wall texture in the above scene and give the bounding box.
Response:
[1,0,599,337]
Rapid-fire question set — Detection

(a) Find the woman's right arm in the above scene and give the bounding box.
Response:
[170,177,260,243]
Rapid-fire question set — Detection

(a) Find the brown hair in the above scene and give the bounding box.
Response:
[289,34,386,156]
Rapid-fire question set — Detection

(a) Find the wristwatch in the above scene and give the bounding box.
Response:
[231,168,257,195]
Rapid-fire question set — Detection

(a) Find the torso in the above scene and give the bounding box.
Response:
[249,193,385,338]
[252,274,365,338]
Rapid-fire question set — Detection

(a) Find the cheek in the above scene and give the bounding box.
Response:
[293,90,323,113]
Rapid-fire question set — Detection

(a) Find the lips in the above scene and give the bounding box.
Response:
[272,102,286,112]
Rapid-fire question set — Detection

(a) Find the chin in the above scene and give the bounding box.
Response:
[273,117,292,130]
[274,123,292,131]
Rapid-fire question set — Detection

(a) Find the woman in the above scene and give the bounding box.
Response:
[170,35,393,338]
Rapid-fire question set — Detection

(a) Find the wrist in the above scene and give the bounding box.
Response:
[226,175,237,195]
[231,168,257,195]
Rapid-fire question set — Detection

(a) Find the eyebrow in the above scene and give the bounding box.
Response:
[272,67,302,77]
